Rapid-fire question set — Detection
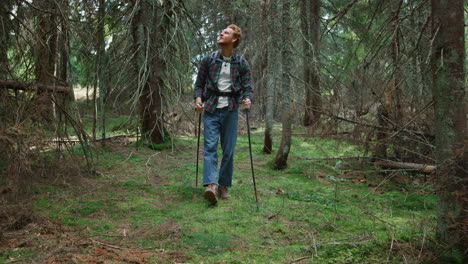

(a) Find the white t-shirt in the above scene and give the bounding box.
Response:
[217,56,232,108]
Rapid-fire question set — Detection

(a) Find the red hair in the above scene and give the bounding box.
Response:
[228,24,242,48]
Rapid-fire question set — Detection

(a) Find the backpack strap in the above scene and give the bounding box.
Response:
[204,50,240,98]
[208,51,220,67]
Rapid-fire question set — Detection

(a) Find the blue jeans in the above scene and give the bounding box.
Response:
[203,108,239,188]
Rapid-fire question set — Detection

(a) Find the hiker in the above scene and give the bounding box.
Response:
[194,24,253,204]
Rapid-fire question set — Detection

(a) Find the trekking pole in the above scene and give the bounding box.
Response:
[196,111,202,187]
[245,109,259,209]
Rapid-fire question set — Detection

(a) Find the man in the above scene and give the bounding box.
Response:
[194,24,253,204]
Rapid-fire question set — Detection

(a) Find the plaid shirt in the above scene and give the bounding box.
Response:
[194,51,254,113]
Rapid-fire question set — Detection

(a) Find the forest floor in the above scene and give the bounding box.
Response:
[0,120,439,263]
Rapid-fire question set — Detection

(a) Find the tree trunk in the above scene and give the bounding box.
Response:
[377,0,403,159]
[57,3,69,89]
[0,0,12,165]
[262,0,274,154]
[272,0,292,169]
[56,0,70,148]
[0,1,12,80]
[431,0,467,255]
[389,0,403,126]
[300,0,311,126]
[257,0,269,120]
[92,78,98,140]
[408,3,429,108]
[132,0,167,144]
[97,0,106,145]
[375,105,389,158]
[389,0,403,158]
[34,0,59,122]
[309,0,322,126]
[303,0,322,127]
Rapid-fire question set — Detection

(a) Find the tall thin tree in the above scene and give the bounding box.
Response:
[272,0,292,169]
[300,0,311,126]
[0,1,12,80]
[303,0,322,127]
[56,0,70,148]
[431,0,467,255]
[262,0,275,154]
[387,0,403,157]
[0,0,12,164]
[97,0,106,144]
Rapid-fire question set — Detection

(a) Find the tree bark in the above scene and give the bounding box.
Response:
[257,0,269,119]
[262,0,274,154]
[94,0,106,144]
[303,0,322,127]
[389,0,403,126]
[389,0,403,158]
[376,0,403,159]
[57,0,69,90]
[55,0,70,150]
[272,0,292,169]
[0,1,12,165]
[132,0,167,144]
[0,1,12,80]
[34,0,59,122]
[375,105,389,158]
[431,0,467,254]
[98,0,107,146]
[309,0,322,126]
[300,0,311,126]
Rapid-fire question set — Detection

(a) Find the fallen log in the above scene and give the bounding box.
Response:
[94,133,136,142]
[0,80,71,94]
[50,134,135,143]
[294,156,373,160]
[375,160,436,174]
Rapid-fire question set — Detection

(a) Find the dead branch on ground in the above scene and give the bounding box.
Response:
[0,80,71,94]
[375,160,435,174]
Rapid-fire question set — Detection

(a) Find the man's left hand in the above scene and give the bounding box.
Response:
[242,98,251,109]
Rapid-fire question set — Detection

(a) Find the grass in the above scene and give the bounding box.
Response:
[23,129,438,263]
[76,99,139,137]
[0,249,36,263]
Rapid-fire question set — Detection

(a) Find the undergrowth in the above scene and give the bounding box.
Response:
[1,129,440,263]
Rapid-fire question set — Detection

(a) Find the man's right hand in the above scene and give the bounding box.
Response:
[195,98,204,114]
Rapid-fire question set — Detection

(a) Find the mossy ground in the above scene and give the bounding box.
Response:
[0,124,438,263]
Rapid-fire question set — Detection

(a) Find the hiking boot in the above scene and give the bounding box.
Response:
[219,186,230,199]
[203,184,218,204]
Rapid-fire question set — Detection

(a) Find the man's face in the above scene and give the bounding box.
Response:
[217,27,237,47]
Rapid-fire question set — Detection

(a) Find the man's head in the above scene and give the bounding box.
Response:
[217,24,242,48]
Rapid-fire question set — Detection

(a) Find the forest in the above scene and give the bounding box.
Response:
[0,0,466,263]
